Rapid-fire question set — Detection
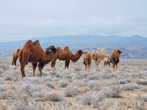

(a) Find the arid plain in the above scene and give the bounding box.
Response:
[0,57,147,110]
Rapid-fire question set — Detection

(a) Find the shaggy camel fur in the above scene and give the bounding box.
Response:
[92,49,109,67]
[12,48,21,66]
[110,49,122,68]
[14,40,57,77]
[83,52,92,70]
[51,46,83,69]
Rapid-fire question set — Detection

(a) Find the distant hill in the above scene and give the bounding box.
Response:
[0,34,147,59]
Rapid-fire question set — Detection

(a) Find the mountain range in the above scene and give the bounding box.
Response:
[0,34,147,59]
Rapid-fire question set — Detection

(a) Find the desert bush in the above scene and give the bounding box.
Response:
[72,80,86,87]
[99,100,129,110]
[131,95,144,110]
[136,80,147,85]
[0,87,5,92]
[88,74,100,80]
[59,80,68,88]
[0,64,9,71]
[31,92,44,98]
[87,80,101,89]
[79,87,90,94]
[141,94,147,102]
[103,87,120,98]
[87,80,119,89]
[78,86,121,107]
[23,77,41,84]
[0,68,3,74]
[15,83,45,97]
[64,88,80,97]
[45,93,64,102]
[78,95,93,105]
[46,82,55,89]
[120,83,141,91]
[3,71,18,81]
[11,96,37,110]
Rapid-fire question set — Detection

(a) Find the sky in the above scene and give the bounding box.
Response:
[0,0,147,42]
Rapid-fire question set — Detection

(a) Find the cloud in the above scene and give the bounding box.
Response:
[0,0,147,42]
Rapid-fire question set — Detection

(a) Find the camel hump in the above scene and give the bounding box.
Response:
[63,46,70,51]
[33,40,40,44]
[26,40,33,44]
[33,40,41,47]
[23,40,33,47]
[84,52,91,58]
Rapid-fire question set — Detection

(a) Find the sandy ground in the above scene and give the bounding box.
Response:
[0,58,147,110]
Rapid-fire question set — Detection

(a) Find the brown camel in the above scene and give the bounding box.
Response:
[92,49,109,67]
[13,40,57,77]
[83,52,92,70]
[51,46,83,69]
[110,49,122,68]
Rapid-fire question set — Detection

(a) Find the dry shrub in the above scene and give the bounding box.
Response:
[64,88,80,97]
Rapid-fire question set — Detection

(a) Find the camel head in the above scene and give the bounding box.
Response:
[71,49,83,62]
[112,49,122,57]
[117,49,122,55]
[45,45,57,54]
[76,49,83,56]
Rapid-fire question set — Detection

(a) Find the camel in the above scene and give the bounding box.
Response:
[110,49,122,68]
[13,40,57,77]
[92,49,109,67]
[103,56,111,67]
[51,46,83,69]
[12,48,21,66]
[83,52,92,70]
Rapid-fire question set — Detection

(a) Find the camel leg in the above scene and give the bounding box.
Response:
[112,64,115,69]
[115,64,118,69]
[20,63,25,77]
[51,59,56,68]
[86,65,88,71]
[108,62,111,67]
[65,60,70,69]
[38,63,44,76]
[88,64,91,70]
[83,61,87,71]
[32,63,37,76]
[67,60,70,69]
[84,64,87,71]
[103,62,106,67]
